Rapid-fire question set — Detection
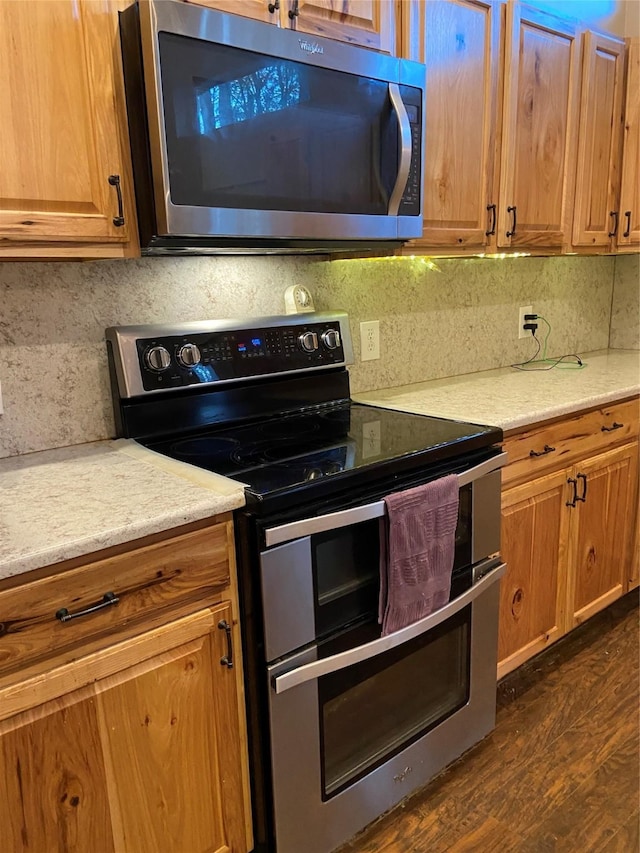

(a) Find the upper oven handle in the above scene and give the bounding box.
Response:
[272,560,506,695]
[264,451,507,547]
[387,83,412,216]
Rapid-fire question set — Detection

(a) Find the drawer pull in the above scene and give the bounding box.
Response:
[601,422,623,432]
[218,620,234,669]
[56,591,119,623]
[529,444,556,458]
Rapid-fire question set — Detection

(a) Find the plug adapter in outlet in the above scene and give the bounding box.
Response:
[360,321,380,361]
[518,305,533,339]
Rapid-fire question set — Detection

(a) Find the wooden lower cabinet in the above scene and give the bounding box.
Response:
[0,603,251,853]
[498,401,639,679]
[567,443,637,626]
[498,470,569,674]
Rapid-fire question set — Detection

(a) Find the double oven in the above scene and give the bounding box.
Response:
[106,312,506,853]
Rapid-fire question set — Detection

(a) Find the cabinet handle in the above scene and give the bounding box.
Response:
[529,444,556,458]
[601,421,623,432]
[108,175,125,227]
[576,473,587,503]
[288,0,299,17]
[267,0,279,11]
[608,210,619,237]
[56,591,119,623]
[486,204,496,236]
[623,211,631,238]
[506,205,517,237]
[218,619,234,668]
[566,477,578,507]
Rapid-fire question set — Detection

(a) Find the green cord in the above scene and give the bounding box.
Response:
[512,315,586,371]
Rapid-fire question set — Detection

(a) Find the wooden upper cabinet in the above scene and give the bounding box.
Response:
[0,0,136,258]
[407,0,502,249]
[498,4,581,250]
[571,31,626,251]
[618,38,640,250]
[187,0,396,52]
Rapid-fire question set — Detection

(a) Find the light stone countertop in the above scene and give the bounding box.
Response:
[0,439,246,582]
[2,349,638,585]
[353,349,640,433]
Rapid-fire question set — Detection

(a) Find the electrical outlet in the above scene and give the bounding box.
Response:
[518,305,533,339]
[360,320,380,361]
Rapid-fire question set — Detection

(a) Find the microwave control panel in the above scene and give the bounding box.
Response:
[399,85,423,216]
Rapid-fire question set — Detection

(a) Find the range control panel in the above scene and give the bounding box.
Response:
[107,313,352,398]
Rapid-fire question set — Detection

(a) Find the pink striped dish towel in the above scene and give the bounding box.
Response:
[378,475,459,637]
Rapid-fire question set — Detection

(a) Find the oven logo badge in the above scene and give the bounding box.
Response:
[393,766,413,783]
[299,39,324,55]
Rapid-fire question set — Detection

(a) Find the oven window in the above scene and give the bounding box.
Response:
[318,605,471,799]
[311,520,380,639]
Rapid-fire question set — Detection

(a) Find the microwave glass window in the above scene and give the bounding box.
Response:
[158,33,399,214]
[319,605,471,798]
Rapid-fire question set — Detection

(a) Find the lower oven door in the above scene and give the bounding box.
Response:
[266,559,505,853]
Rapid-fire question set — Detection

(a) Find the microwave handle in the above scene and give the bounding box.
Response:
[272,560,506,695]
[387,84,412,216]
[264,450,507,547]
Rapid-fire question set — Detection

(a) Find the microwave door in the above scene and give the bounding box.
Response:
[127,2,425,247]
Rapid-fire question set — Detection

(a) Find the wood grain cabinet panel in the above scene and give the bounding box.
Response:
[0,522,232,683]
[0,603,252,853]
[618,37,640,250]
[406,0,501,250]
[571,31,626,251]
[401,1,583,255]
[567,443,637,627]
[498,400,639,678]
[0,0,137,258]
[498,470,569,675]
[498,3,581,250]
[187,0,395,52]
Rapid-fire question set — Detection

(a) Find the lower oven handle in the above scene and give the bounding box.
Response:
[265,451,508,547]
[271,560,506,695]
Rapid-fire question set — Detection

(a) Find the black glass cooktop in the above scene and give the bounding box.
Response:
[143,402,501,503]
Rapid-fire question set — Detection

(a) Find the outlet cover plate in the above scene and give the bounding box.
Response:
[518,305,533,339]
[360,321,380,361]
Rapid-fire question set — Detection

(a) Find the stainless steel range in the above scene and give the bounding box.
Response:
[106,312,506,853]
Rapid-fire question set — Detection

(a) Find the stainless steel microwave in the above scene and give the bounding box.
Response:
[119,0,426,254]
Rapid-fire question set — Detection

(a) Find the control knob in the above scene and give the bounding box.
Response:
[177,342,202,368]
[321,328,341,350]
[298,331,319,353]
[145,345,171,372]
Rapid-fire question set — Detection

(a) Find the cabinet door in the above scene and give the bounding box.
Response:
[0,1,132,250]
[0,605,251,853]
[498,470,570,679]
[409,0,501,249]
[618,37,640,250]
[498,3,580,250]
[289,0,396,53]
[572,31,625,251]
[567,442,638,629]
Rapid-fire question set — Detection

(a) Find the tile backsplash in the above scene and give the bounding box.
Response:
[0,253,636,459]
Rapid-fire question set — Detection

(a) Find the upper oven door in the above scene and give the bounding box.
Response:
[135,0,424,242]
[260,451,506,661]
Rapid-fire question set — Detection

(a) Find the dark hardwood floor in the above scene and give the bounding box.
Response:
[337,589,639,853]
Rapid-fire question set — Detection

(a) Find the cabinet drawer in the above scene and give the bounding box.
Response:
[503,399,640,487]
[0,522,232,681]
